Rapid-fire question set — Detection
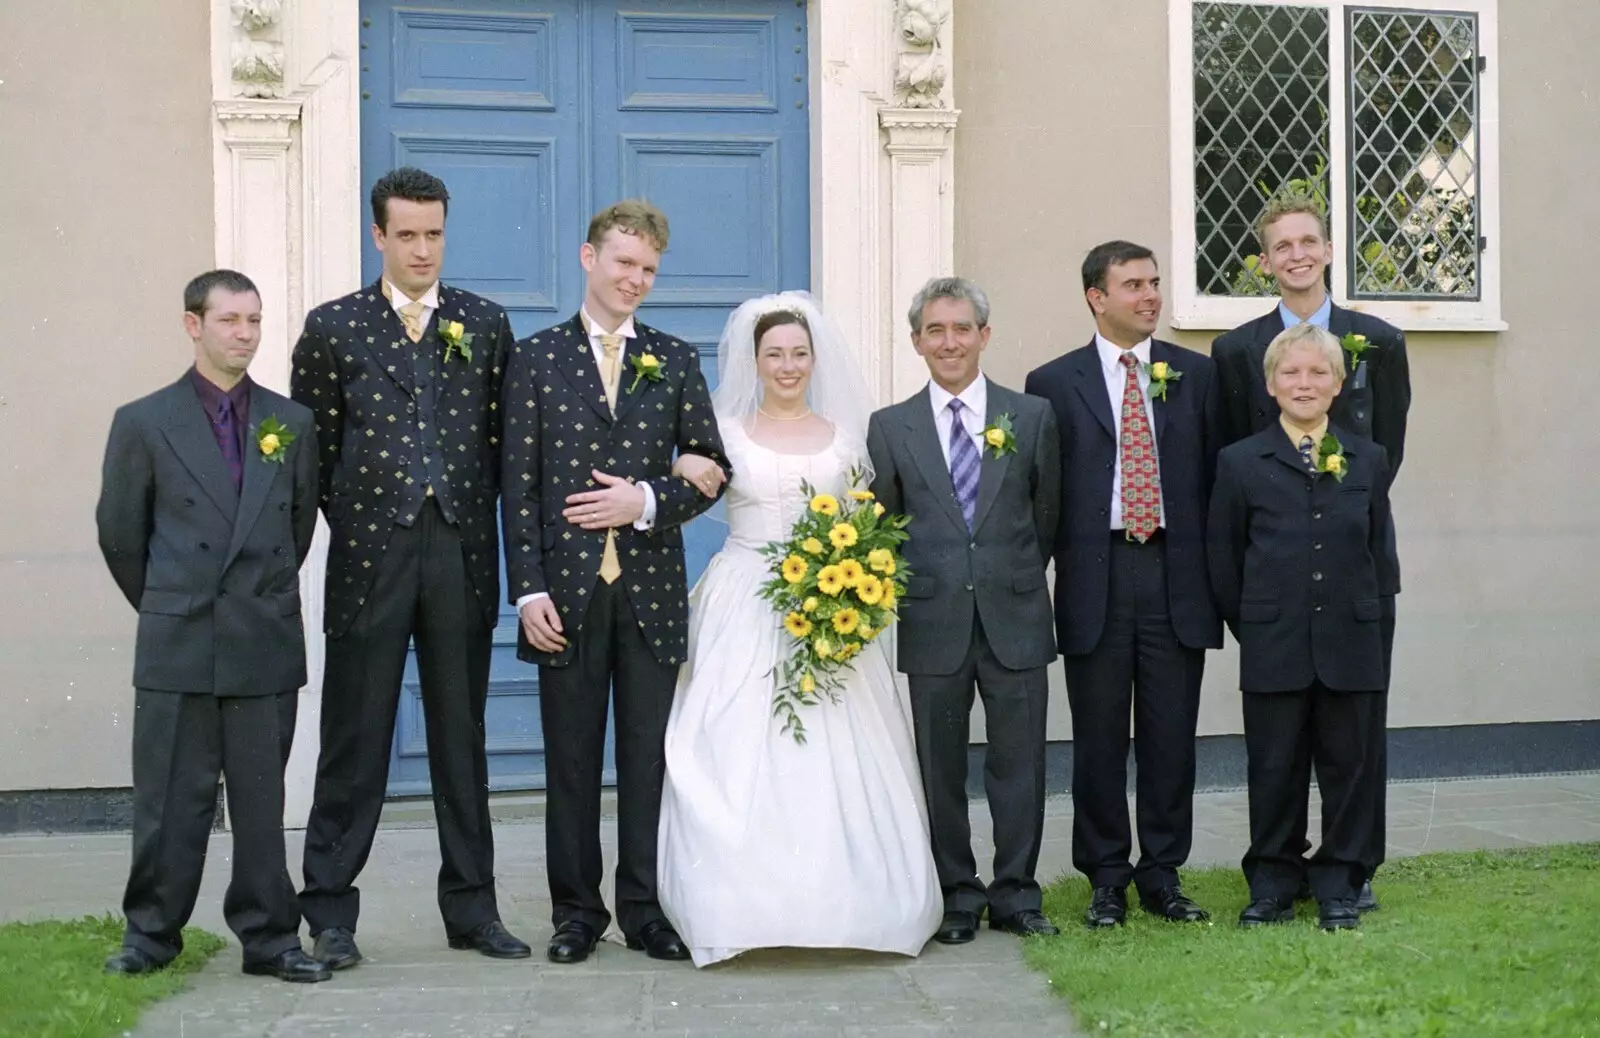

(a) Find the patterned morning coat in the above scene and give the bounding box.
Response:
[500,314,729,666]
[291,281,513,635]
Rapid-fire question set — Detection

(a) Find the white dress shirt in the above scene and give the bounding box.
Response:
[1095,334,1165,531]
[927,373,988,466]
[384,279,439,326]
[515,308,657,611]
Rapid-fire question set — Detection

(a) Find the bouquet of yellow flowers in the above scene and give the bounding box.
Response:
[758,476,912,743]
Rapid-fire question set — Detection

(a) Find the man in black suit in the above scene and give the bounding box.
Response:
[96,270,328,983]
[1024,241,1223,929]
[868,277,1062,944]
[502,200,730,964]
[1210,194,1411,911]
[1207,322,1400,930]
[292,168,528,966]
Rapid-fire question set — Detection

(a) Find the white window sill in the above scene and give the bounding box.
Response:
[1171,299,1507,334]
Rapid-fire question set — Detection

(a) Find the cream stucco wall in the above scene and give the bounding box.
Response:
[0,1,215,789]
[953,0,1600,739]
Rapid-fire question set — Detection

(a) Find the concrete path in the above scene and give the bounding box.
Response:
[2,772,1597,1036]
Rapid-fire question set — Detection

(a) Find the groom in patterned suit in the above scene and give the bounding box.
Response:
[501,200,730,965]
[292,167,529,966]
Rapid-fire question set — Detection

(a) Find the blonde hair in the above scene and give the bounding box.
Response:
[587,199,669,253]
[1255,192,1328,252]
[1263,323,1346,384]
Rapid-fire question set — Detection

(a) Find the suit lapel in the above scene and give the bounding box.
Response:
[1068,344,1116,440]
[359,282,417,398]
[1327,303,1369,391]
[225,382,279,567]
[1265,427,1315,480]
[1149,340,1172,443]
[970,382,1012,535]
[549,314,613,424]
[161,379,239,525]
[900,388,969,533]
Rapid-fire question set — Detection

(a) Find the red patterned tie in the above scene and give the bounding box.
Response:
[1119,352,1161,542]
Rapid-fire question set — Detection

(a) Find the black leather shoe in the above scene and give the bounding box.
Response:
[625,920,690,961]
[990,909,1059,937]
[449,920,532,959]
[1355,881,1380,914]
[104,947,167,976]
[312,927,362,971]
[1139,884,1210,923]
[1318,897,1360,931]
[934,909,979,944]
[242,948,333,983]
[1084,886,1127,929]
[547,921,599,964]
[1238,898,1296,927]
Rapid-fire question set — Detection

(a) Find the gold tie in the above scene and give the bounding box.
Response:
[596,332,624,584]
[399,300,426,343]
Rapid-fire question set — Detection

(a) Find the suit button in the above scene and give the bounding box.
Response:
[407,403,416,414]
[1312,510,1323,520]
[1097,554,1105,563]
[279,502,288,510]
[218,589,227,598]
[185,497,195,506]
[1314,542,1324,551]
[1312,571,1324,582]
[969,542,977,550]
[273,547,284,556]
[199,542,210,551]
[1356,410,1366,420]
[965,584,973,591]
[1100,508,1109,517]
[1315,604,1324,612]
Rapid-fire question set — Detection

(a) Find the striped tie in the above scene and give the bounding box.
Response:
[1299,435,1317,472]
[947,398,980,532]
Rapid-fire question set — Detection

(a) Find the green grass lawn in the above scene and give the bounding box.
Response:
[0,915,225,1038]
[1025,843,1600,1038]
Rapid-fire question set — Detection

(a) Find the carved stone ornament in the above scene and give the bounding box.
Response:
[231,0,285,98]
[894,0,948,109]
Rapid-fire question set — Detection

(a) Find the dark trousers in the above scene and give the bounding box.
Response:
[301,499,498,938]
[1061,533,1206,895]
[1242,682,1380,903]
[538,578,677,938]
[908,616,1049,919]
[122,689,300,965]
[1291,608,1395,880]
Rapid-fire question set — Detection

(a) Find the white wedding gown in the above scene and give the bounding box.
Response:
[658,421,943,967]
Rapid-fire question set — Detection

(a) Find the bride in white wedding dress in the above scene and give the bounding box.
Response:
[657,293,942,968]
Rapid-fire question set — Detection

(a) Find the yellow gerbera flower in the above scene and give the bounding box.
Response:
[831,608,860,635]
[881,583,897,610]
[816,565,846,596]
[848,489,875,502]
[783,612,813,638]
[829,523,859,549]
[867,548,894,573]
[837,558,865,588]
[781,555,809,584]
[801,536,825,555]
[802,596,819,613]
[855,575,884,605]
[810,493,840,516]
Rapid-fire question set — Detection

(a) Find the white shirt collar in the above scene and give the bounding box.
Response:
[928,372,988,419]
[581,307,637,340]
[1094,333,1152,375]
[384,279,440,312]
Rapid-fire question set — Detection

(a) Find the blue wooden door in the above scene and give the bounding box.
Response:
[359,0,810,794]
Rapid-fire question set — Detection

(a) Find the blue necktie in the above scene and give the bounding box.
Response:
[216,397,244,493]
[947,398,980,532]
[1299,435,1316,473]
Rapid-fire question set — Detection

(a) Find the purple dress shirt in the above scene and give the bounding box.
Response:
[190,367,252,494]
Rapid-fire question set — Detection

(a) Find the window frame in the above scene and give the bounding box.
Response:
[1168,0,1504,332]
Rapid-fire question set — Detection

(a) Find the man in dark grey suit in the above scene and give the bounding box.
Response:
[96,270,327,982]
[868,277,1061,944]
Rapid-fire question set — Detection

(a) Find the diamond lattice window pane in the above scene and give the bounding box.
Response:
[1193,2,1330,297]
[1349,8,1480,299]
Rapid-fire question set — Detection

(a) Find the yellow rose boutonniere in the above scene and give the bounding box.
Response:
[1340,332,1374,371]
[627,352,664,393]
[253,416,296,465]
[1316,433,1348,483]
[438,320,474,363]
[1144,360,1182,401]
[981,413,1017,458]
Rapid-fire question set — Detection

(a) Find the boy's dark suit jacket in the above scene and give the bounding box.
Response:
[96,375,318,696]
[1207,424,1401,693]
[1024,339,1224,655]
[500,314,729,667]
